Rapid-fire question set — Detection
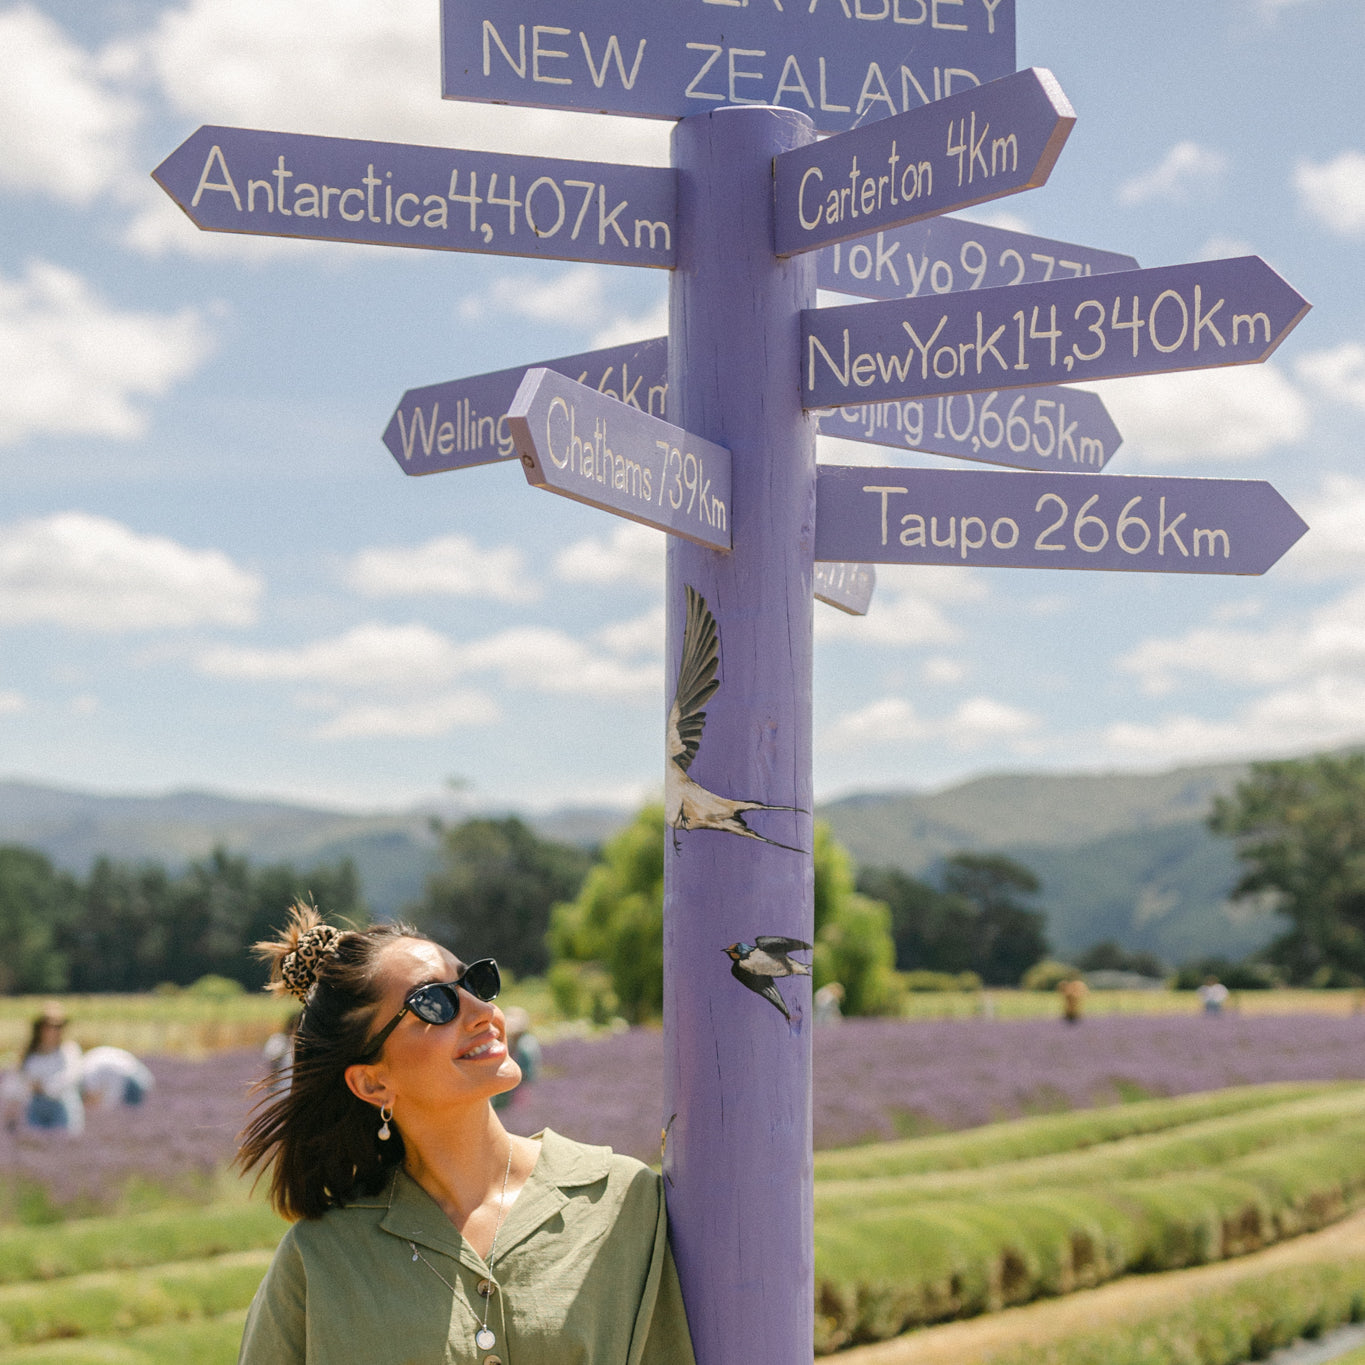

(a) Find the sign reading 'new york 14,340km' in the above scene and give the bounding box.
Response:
[773,67,1074,255]
[803,256,1311,408]
[153,126,677,268]
[816,466,1309,575]
[441,0,1016,134]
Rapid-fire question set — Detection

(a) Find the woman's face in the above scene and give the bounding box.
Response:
[360,937,521,1117]
[36,1021,64,1052]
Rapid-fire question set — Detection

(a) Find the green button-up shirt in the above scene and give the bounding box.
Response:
[239,1128,696,1365]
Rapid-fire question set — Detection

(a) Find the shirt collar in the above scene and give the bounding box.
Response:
[378,1128,613,1271]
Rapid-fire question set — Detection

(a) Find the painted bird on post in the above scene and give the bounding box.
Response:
[725,937,814,1022]
[666,586,806,854]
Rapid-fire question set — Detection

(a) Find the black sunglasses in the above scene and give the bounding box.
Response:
[358,958,501,1061]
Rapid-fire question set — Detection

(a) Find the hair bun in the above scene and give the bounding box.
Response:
[280,923,343,1000]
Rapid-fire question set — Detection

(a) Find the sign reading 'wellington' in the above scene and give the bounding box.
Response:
[154,126,676,268]
[440,0,1016,133]
[803,256,1311,408]
[816,465,1309,575]
[773,67,1074,256]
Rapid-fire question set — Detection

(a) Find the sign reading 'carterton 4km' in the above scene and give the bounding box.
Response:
[440,0,1016,133]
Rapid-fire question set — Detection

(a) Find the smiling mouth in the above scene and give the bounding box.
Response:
[458,1038,504,1061]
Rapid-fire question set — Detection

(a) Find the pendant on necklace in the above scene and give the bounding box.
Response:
[475,1327,496,1351]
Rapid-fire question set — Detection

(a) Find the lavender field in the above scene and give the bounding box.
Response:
[5,1013,1365,1215]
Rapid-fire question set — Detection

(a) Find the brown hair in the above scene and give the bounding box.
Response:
[236,902,428,1220]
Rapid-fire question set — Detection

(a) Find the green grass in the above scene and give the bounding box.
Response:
[0,1311,246,1364]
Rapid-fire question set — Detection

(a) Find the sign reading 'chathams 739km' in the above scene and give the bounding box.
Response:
[440,0,1016,134]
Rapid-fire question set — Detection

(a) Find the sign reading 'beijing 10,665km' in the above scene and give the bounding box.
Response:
[815,467,1308,575]
[773,67,1074,256]
[440,0,1015,133]
[153,126,676,269]
[508,368,733,551]
[803,256,1311,408]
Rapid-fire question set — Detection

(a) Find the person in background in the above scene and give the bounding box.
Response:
[1058,975,1088,1025]
[813,982,845,1026]
[81,1046,155,1109]
[19,1002,85,1134]
[1198,976,1230,1015]
[262,1011,300,1095]
[491,1006,541,1111]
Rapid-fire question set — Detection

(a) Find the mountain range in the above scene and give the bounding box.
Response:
[0,756,1283,967]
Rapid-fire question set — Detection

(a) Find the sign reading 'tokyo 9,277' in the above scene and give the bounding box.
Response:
[440,0,1016,133]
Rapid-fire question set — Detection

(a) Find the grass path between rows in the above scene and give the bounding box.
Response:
[838,1206,1365,1365]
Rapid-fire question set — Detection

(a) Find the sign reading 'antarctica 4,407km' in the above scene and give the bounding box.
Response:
[819,215,1139,299]
[153,126,676,268]
[441,0,1016,133]
[773,67,1074,256]
[803,256,1312,408]
[816,466,1309,575]
[508,368,733,551]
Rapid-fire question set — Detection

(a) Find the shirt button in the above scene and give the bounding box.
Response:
[477,1278,497,1298]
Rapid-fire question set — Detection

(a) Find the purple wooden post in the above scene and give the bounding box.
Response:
[664,106,818,1365]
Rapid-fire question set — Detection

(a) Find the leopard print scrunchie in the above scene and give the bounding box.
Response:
[280,924,342,1000]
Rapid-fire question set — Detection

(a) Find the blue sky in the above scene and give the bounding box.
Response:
[1,0,1363,815]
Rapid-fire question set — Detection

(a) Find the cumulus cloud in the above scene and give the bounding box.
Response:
[312,691,500,741]
[0,691,27,716]
[1288,476,1365,577]
[1118,142,1227,206]
[460,626,657,697]
[0,6,139,204]
[0,513,262,632]
[594,606,666,659]
[1296,342,1365,411]
[816,567,986,647]
[1294,151,1365,237]
[345,534,537,603]
[1090,364,1309,466]
[822,694,1038,751]
[0,261,211,444]
[555,522,665,588]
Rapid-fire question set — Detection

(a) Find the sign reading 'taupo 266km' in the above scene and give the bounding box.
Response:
[440,0,1016,133]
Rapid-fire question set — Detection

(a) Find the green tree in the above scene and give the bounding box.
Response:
[0,846,79,993]
[1208,752,1365,984]
[412,816,594,978]
[940,852,1050,986]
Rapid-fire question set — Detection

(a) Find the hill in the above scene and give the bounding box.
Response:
[0,758,1281,965]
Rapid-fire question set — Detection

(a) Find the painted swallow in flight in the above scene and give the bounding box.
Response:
[666,586,806,854]
[725,937,813,1022]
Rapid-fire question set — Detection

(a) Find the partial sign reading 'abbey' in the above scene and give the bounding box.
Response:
[440,0,1016,132]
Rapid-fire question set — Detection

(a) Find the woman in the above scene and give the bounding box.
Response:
[237,903,694,1365]
[20,1002,85,1134]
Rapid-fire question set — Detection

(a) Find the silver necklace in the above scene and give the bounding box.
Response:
[407,1141,515,1354]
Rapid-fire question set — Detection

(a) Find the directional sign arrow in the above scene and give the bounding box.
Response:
[508,368,732,551]
[153,126,676,269]
[385,338,668,476]
[819,385,1122,471]
[803,256,1312,409]
[774,67,1074,258]
[815,466,1308,575]
[814,562,877,616]
[819,216,1138,300]
[441,0,1016,135]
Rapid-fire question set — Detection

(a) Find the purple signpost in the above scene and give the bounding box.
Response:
[154,1,1315,1359]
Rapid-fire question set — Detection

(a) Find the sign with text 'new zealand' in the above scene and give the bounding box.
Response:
[814,562,877,615]
[441,0,1016,134]
[821,385,1121,471]
[508,368,732,550]
[153,126,676,268]
[803,256,1311,409]
[774,67,1073,256]
[819,216,1138,299]
[815,466,1308,575]
[385,338,668,475]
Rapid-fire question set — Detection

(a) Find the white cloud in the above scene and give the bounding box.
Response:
[1091,364,1308,467]
[1118,142,1227,206]
[1294,151,1365,237]
[0,692,27,716]
[822,694,1038,751]
[1296,342,1365,411]
[312,691,500,741]
[1287,476,1365,578]
[198,622,461,688]
[595,606,666,659]
[0,513,262,632]
[461,626,658,697]
[817,567,986,648]
[555,522,665,588]
[128,0,669,163]
[922,656,967,685]
[345,534,536,603]
[590,295,670,352]
[0,6,138,204]
[0,261,212,444]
